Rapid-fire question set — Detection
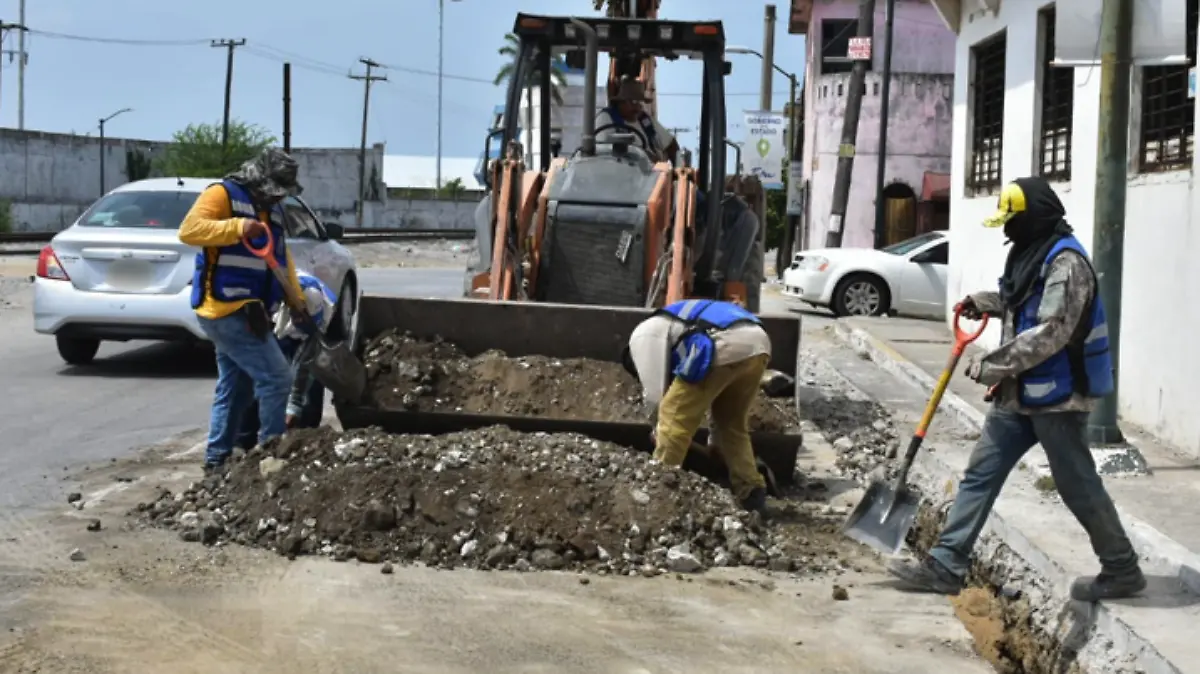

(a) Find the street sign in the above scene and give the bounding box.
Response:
[786,162,804,215]
[741,111,788,190]
[848,37,872,61]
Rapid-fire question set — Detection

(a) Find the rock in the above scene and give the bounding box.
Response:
[531,548,565,570]
[179,529,201,543]
[66,492,82,504]
[356,548,382,564]
[86,519,102,532]
[630,488,651,505]
[737,544,765,566]
[258,458,288,478]
[665,544,703,573]
[832,437,854,452]
[68,548,86,562]
[832,585,849,601]
[178,512,200,529]
[361,501,397,531]
[484,544,515,568]
[381,562,394,574]
[200,523,223,545]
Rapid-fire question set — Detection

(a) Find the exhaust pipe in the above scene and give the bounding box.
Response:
[571,18,598,157]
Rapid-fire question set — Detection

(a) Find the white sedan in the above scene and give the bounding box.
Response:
[33,177,360,365]
[782,230,949,319]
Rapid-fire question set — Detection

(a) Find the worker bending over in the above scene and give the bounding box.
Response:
[623,299,770,513]
[236,271,337,449]
[595,78,679,164]
[179,148,305,473]
[888,177,1145,603]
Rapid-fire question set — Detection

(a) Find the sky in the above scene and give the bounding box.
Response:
[0,0,806,162]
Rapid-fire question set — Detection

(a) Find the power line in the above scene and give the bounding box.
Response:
[26,28,208,46]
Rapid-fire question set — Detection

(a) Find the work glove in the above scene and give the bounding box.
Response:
[955,297,985,321]
[964,358,984,383]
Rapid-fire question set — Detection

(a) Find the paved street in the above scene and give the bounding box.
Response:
[0,267,467,514]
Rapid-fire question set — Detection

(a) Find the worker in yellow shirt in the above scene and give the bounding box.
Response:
[178,148,305,472]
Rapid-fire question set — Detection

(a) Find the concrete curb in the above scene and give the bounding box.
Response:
[831,321,1200,599]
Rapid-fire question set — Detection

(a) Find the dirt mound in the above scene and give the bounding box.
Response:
[135,426,852,576]
[361,330,800,433]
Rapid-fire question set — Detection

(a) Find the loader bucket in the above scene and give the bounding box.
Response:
[336,295,804,485]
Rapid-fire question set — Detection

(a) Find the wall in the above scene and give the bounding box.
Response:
[801,0,956,248]
[0,129,427,231]
[946,1,1200,455]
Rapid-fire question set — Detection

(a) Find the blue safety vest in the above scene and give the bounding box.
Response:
[1012,235,1115,407]
[654,299,762,383]
[602,106,659,151]
[190,180,290,313]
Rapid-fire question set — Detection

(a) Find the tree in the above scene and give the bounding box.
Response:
[494,33,569,163]
[157,121,276,178]
[438,177,466,200]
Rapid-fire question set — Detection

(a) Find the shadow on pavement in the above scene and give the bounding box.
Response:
[57,342,216,379]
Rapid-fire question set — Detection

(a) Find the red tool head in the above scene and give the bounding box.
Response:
[242,225,275,261]
[952,304,989,353]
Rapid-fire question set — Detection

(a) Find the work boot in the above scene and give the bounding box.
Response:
[740,487,767,516]
[1070,567,1146,602]
[886,556,965,595]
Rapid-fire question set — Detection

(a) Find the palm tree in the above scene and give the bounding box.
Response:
[494,33,569,164]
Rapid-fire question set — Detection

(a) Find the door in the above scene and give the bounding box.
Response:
[280,196,346,294]
[896,240,948,318]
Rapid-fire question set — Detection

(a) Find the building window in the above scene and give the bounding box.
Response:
[1038,7,1073,181]
[820,19,872,75]
[1139,0,1198,172]
[969,32,1007,195]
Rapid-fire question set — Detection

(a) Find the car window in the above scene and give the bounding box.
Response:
[916,241,949,265]
[282,197,320,239]
[77,191,200,229]
[882,232,944,256]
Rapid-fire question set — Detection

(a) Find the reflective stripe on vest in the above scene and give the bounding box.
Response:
[603,106,659,151]
[1012,235,1115,406]
[654,299,762,383]
[189,180,290,312]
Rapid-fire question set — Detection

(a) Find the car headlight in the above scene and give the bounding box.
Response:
[802,256,830,272]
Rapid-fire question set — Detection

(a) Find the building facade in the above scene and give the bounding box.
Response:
[791,0,956,249]
[929,0,1200,455]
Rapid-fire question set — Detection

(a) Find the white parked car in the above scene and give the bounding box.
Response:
[33,178,359,365]
[782,230,949,319]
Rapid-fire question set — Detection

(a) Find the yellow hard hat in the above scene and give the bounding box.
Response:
[982,181,1027,228]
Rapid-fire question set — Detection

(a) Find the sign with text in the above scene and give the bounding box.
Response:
[786,162,804,215]
[741,111,787,190]
[848,37,872,61]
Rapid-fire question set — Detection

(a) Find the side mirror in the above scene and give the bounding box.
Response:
[723,61,733,75]
[482,129,505,189]
[324,222,345,240]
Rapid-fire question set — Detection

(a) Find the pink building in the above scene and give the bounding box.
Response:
[789,0,956,249]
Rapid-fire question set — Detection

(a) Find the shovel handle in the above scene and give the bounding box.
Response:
[241,227,312,323]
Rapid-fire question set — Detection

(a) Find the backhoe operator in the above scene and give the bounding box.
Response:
[622,299,770,514]
[595,78,679,164]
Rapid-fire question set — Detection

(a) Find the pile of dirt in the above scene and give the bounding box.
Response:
[135,426,853,576]
[361,330,801,433]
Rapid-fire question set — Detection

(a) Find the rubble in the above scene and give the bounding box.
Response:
[135,426,857,576]
[361,331,800,433]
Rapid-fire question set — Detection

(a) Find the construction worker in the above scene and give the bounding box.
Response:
[887,176,1145,603]
[595,77,679,164]
[179,148,305,472]
[622,299,770,513]
[236,271,337,449]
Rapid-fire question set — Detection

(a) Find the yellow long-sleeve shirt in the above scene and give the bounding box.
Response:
[179,183,302,320]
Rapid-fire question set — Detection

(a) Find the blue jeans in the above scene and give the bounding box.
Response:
[930,407,1139,578]
[236,338,325,450]
[198,312,292,467]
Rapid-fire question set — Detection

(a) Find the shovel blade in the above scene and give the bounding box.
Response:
[841,481,921,556]
[303,338,367,405]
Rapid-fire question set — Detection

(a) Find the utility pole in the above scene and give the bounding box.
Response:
[0,19,28,115]
[825,0,876,248]
[98,108,132,196]
[282,63,292,153]
[18,0,26,130]
[1088,0,1133,445]
[781,72,799,277]
[211,39,246,149]
[350,58,387,229]
[759,5,776,110]
[872,0,896,249]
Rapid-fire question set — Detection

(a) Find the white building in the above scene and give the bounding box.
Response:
[515,66,606,163]
[930,0,1200,455]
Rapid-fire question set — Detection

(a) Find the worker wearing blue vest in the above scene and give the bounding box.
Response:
[179,148,306,472]
[594,78,679,164]
[623,299,771,513]
[888,176,1144,603]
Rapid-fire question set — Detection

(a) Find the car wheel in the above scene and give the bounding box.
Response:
[831,274,889,317]
[328,276,358,343]
[56,336,101,365]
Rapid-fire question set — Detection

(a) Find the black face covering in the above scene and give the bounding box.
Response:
[998,177,1074,309]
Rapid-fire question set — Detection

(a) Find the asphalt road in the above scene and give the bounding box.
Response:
[0,267,467,514]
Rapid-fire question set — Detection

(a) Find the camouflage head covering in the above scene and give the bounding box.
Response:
[226,147,303,202]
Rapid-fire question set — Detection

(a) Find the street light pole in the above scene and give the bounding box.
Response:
[98,108,132,197]
[436,0,461,194]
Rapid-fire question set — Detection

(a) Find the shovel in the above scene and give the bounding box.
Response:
[841,305,988,556]
[243,227,367,405]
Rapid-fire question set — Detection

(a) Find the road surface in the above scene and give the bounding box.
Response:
[0,268,467,513]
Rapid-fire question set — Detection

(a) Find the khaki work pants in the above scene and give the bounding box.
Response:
[654,353,769,499]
